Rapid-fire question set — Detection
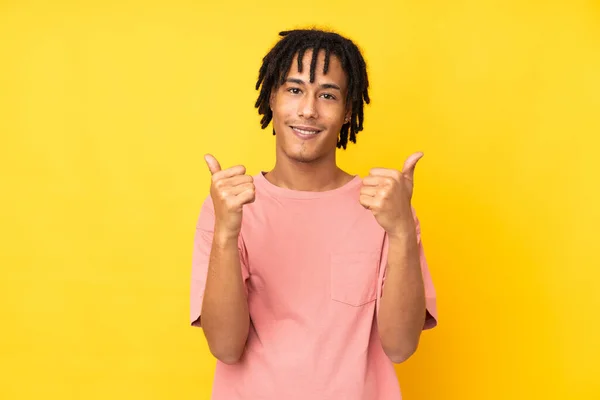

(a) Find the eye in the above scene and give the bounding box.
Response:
[320,93,336,100]
[287,87,301,95]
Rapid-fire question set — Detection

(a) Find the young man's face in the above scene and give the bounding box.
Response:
[269,49,350,164]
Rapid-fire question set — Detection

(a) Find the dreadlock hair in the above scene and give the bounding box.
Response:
[254,28,370,149]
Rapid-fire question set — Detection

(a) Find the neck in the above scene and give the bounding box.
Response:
[266,151,352,192]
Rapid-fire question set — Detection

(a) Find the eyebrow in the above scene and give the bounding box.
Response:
[285,78,341,91]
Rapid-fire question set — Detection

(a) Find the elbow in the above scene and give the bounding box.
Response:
[385,345,417,364]
[379,319,424,364]
[215,353,243,365]
[209,344,245,365]
[201,315,250,365]
[203,327,248,365]
[382,337,420,364]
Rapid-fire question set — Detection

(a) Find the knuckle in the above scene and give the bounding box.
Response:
[213,179,224,189]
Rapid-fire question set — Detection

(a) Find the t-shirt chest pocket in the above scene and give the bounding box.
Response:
[330,251,380,307]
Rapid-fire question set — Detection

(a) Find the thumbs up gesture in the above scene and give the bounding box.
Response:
[359,152,423,237]
[204,154,255,240]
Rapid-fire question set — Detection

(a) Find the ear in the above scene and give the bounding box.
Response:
[344,107,352,124]
[269,90,276,110]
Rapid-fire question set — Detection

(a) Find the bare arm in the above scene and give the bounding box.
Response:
[359,153,429,364]
[377,212,426,363]
[200,229,250,364]
[199,154,255,365]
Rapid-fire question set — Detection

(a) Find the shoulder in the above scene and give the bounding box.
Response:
[195,194,215,230]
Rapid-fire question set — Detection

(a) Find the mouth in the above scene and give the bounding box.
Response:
[290,125,323,138]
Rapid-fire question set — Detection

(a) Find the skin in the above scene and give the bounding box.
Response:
[201,48,427,364]
[264,49,353,192]
[360,153,427,362]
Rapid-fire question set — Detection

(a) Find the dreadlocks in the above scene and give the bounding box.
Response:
[254,29,370,149]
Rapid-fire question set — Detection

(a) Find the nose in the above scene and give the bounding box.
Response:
[297,94,318,119]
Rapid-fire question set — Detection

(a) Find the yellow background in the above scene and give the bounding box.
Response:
[1,1,599,399]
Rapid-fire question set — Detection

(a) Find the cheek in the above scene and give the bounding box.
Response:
[324,103,346,121]
[272,101,293,122]
[322,108,346,132]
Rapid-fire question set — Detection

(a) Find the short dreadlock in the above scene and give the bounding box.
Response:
[254,28,370,149]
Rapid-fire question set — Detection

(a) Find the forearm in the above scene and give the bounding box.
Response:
[377,212,426,363]
[201,229,250,364]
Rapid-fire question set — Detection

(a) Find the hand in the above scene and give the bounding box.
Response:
[359,152,423,236]
[204,154,255,239]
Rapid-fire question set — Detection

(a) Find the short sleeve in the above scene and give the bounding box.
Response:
[189,195,250,327]
[376,209,438,330]
[414,213,438,330]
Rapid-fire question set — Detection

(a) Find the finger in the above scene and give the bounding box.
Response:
[215,174,253,188]
[204,154,222,175]
[367,168,402,182]
[359,194,376,210]
[362,175,387,187]
[219,182,255,197]
[212,165,247,182]
[401,152,424,180]
[236,187,256,205]
[359,185,378,197]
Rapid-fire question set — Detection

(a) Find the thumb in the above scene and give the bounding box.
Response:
[204,153,222,175]
[402,152,424,181]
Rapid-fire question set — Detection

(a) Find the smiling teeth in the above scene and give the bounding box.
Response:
[294,127,319,135]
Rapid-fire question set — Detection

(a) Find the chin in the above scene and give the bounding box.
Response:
[275,125,336,164]
[286,149,321,164]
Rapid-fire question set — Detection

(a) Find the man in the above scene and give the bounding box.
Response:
[190,28,437,400]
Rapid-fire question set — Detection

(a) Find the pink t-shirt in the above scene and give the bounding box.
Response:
[190,172,437,400]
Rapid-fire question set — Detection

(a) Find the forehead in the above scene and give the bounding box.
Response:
[286,48,347,86]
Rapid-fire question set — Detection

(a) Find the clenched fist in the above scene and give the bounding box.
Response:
[204,154,255,239]
[359,152,423,237]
